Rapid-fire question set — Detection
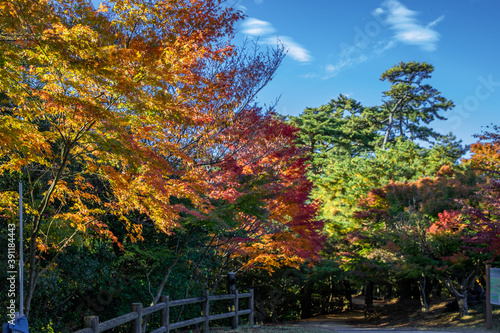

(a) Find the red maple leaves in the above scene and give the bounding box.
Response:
[207,108,325,270]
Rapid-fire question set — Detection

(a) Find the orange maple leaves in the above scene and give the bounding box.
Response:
[0,0,321,285]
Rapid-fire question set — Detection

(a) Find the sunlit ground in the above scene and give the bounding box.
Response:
[211,297,500,332]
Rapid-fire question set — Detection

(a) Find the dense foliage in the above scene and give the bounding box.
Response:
[290,60,499,318]
[0,0,323,331]
[0,0,499,330]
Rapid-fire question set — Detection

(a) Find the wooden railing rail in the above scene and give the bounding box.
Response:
[73,288,254,333]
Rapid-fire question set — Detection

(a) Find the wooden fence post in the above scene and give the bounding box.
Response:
[84,316,99,333]
[131,303,142,333]
[160,296,169,333]
[227,272,236,294]
[232,289,239,329]
[227,272,237,329]
[203,291,210,333]
[249,289,255,327]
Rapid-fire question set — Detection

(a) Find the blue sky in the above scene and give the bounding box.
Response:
[232,0,500,145]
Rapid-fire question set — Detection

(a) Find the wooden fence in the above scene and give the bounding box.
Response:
[73,289,254,333]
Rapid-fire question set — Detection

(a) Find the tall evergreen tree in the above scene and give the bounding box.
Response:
[289,94,380,173]
[379,61,455,148]
[289,62,465,233]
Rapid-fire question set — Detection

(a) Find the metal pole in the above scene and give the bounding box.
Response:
[249,288,254,327]
[486,264,492,330]
[19,182,24,317]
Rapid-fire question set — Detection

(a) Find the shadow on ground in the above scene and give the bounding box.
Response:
[293,295,498,332]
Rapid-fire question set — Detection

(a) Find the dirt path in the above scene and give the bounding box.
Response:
[289,296,488,333]
[292,314,471,333]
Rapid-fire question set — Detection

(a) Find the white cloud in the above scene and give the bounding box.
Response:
[374,40,396,54]
[325,64,338,73]
[241,18,276,36]
[265,36,313,63]
[374,0,443,51]
[321,0,442,79]
[241,17,313,63]
[324,57,359,78]
[301,72,319,79]
[323,40,395,79]
[372,7,384,16]
[427,15,445,28]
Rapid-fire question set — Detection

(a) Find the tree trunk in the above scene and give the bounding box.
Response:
[141,256,181,332]
[419,276,429,312]
[382,91,408,149]
[301,280,313,319]
[24,142,75,317]
[457,295,469,317]
[365,281,374,307]
[24,268,38,318]
[441,272,476,317]
[344,280,353,310]
[382,112,394,149]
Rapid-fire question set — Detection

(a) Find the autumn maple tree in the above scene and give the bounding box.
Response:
[463,125,500,261]
[210,108,325,272]
[425,210,485,317]
[0,0,289,316]
[339,124,500,317]
[137,107,325,319]
[348,165,479,313]
[419,124,500,317]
